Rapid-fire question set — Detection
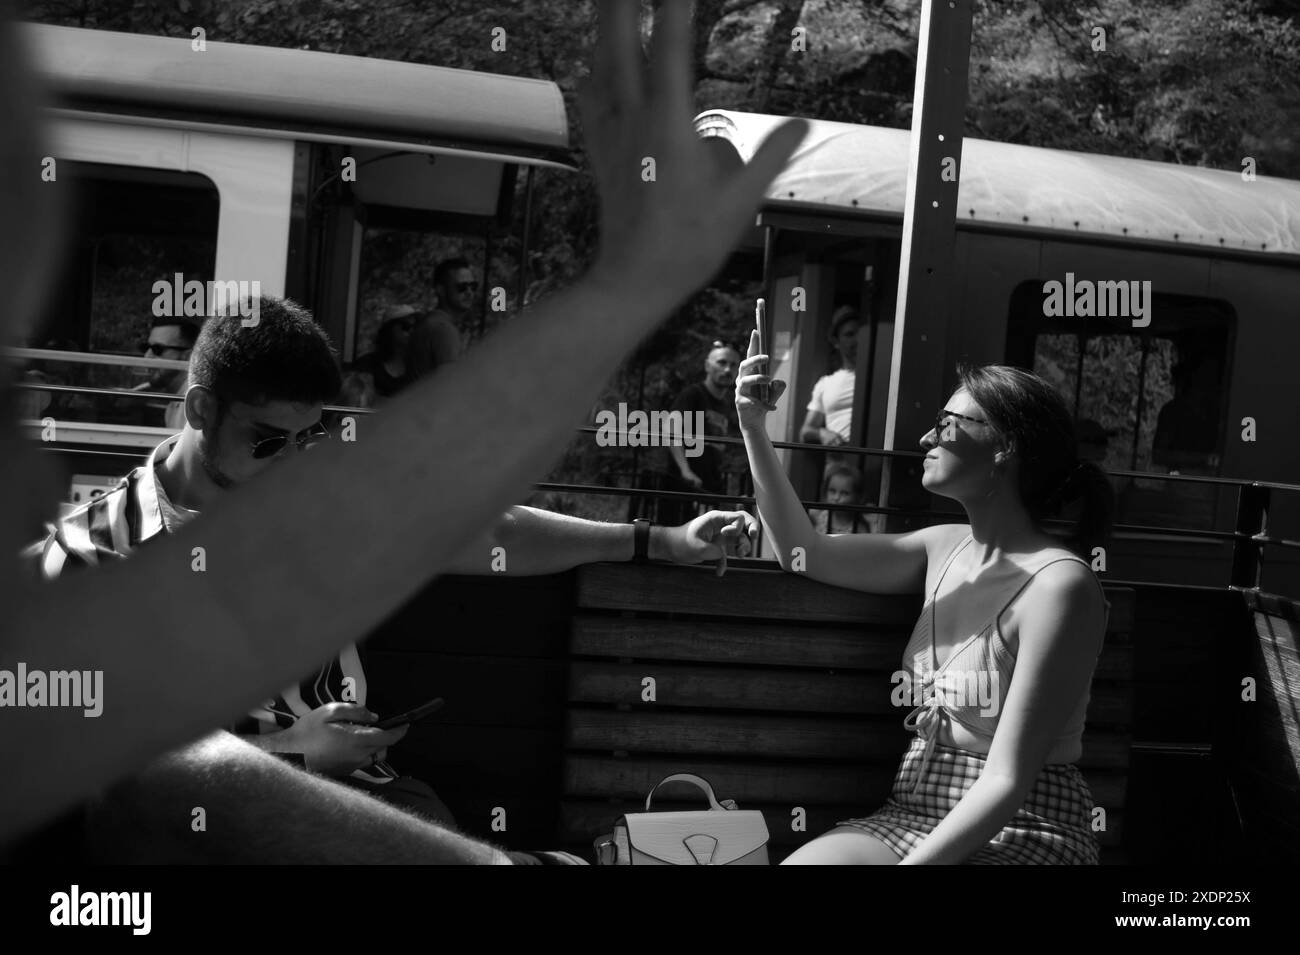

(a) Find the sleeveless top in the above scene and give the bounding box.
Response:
[897,533,1109,792]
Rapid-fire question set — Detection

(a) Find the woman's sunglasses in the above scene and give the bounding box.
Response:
[934,409,991,442]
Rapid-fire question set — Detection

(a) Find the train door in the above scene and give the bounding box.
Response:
[753,219,902,552]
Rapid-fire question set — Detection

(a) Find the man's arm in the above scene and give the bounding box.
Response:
[668,442,702,486]
[0,1,806,842]
[799,408,826,444]
[442,506,754,576]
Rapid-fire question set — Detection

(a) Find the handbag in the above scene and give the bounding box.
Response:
[598,773,769,865]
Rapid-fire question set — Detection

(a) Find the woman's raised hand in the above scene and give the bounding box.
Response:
[736,327,787,430]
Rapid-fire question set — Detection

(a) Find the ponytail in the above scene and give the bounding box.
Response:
[1049,460,1115,560]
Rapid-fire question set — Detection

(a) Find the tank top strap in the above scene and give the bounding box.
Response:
[930,531,974,599]
[991,552,1106,636]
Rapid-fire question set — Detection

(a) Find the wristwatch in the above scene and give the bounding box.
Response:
[632,518,652,563]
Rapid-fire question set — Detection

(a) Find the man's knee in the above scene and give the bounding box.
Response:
[83,731,276,863]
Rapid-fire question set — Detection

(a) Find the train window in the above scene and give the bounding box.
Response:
[23,163,218,426]
[1006,282,1235,532]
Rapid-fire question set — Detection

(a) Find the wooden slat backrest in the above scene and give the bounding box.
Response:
[563,561,1136,862]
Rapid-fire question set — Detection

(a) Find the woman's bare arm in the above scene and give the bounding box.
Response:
[737,330,954,594]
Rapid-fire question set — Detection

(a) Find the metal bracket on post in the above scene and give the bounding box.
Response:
[879,0,975,531]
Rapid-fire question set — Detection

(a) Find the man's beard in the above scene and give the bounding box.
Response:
[198,432,237,490]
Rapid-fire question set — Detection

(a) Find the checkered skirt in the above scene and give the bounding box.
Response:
[837,736,1101,864]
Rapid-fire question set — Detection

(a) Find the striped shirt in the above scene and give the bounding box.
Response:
[24,436,397,783]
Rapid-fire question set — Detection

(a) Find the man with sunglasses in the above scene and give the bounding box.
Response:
[130,318,199,429]
[405,257,473,383]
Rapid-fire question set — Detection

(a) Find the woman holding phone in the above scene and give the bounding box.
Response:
[736,328,1114,864]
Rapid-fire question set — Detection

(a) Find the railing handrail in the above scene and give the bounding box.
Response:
[7,346,189,371]
[16,382,373,417]
[571,425,1300,494]
[15,386,1298,495]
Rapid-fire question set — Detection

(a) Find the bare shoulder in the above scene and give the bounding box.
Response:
[1019,554,1106,625]
[921,523,971,564]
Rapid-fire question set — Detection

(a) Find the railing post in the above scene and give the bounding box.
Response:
[1230,483,1270,590]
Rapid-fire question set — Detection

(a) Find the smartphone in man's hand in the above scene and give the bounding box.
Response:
[375,697,445,730]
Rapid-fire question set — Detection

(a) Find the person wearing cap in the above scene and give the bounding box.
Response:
[800,306,860,451]
[353,307,416,399]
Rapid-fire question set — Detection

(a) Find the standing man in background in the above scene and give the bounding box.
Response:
[405,257,472,382]
[664,341,742,521]
[132,317,199,430]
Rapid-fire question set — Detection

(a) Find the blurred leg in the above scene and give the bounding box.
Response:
[83,731,509,864]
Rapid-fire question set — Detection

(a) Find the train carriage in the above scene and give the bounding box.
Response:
[696,108,1300,594]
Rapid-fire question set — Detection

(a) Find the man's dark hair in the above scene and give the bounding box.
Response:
[433,257,471,286]
[188,296,341,406]
[151,317,201,347]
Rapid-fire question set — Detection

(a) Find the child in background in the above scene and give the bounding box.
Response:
[811,465,873,535]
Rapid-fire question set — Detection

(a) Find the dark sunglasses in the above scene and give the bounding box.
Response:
[140,340,187,356]
[454,281,478,293]
[249,422,331,459]
[934,409,991,442]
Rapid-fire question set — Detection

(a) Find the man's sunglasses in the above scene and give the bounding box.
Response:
[934,409,991,442]
[140,341,188,356]
[454,281,478,293]
[249,422,331,459]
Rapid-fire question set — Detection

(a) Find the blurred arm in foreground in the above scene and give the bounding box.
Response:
[0,0,806,842]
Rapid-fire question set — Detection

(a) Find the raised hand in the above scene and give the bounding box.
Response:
[736,327,788,430]
[579,0,807,301]
[0,3,808,844]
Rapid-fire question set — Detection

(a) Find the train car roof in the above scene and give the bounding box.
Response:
[697,109,1300,260]
[24,23,571,165]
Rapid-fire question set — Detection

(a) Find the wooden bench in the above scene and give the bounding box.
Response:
[559,561,1137,863]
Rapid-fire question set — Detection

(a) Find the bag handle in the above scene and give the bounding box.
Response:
[645,773,726,811]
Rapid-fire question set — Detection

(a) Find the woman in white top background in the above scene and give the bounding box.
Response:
[799,305,860,452]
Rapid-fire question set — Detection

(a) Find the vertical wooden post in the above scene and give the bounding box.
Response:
[879,0,975,531]
[1231,483,1270,590]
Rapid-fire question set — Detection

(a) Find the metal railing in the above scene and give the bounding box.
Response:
[11,373,1298,596]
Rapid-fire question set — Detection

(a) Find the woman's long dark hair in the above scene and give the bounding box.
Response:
[956,364,1114,560]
